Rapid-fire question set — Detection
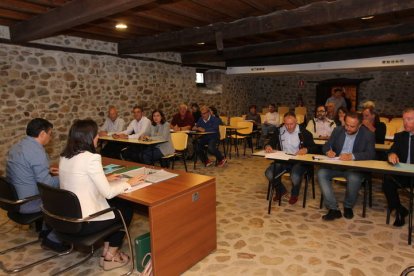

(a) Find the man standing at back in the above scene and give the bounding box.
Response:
[6,118,67,252]
[325,88,347,114]
[318,112,375,221]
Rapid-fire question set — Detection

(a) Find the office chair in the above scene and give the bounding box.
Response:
[37,183,134,276]
[0,177,62,274]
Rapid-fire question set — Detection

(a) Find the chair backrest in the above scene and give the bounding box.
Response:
[219,125,227,141]
[390,117,403,123]
[0,177,19,212]
[171,132,188,151]
[229,116,243,126]
[236,121,253,135]
[219,115,228,125]
[260,114,266,124]
[262,107,268,114]
[37,183,83,234]
[379,117,389,123]
[278,106,289,116]
[296,114,305,124]
[295,106,307,116]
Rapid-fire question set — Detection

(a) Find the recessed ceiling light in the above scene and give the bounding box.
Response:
[115,23,128,29]
[197,42,205,45]
[361,15,374,20]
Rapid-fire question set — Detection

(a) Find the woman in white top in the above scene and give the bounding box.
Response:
[59,119,144,271]
[140,109,175,165]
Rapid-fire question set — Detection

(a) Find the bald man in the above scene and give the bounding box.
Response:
[171,103,195,131]
[99,106,125,158]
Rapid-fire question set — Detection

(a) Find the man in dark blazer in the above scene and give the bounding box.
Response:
[318,112,375,220]
[265,112,317,205]
[383,108,414,227]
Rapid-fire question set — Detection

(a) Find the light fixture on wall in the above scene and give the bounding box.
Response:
[361,15,374,20]
[197,42,205,45]
[115,23,128,29]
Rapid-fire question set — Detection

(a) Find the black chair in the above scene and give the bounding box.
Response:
[0,177,62,274]
[37,183,134,275]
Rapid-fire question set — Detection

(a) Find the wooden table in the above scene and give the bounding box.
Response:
[254,151,414,244]
[99,135,166,145]
[103,157,217,275]
[314,138,392,151]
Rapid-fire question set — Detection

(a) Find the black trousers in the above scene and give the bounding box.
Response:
[383,175,411,211]
[77,198,133,247]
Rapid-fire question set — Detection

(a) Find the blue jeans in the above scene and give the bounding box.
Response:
[141,147,164,165]
[259,124,278,147]
[265,162,308,196]
[317,168,365,210]
[196,136,223,163]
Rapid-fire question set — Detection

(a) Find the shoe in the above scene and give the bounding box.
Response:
[41,237,71,253]
[217,158,227,167]
[394,206,409,227]
[343,208,354,219]
[103,251,130,271]
[273,190,287,202]
[38,229,51,239]
[288,195,299,205]
[205,159,214,167]
[322,209,342,221]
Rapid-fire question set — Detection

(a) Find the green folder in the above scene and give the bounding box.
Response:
[113,166,141,174]
[135,232,151,272]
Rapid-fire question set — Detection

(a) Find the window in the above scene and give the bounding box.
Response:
[195,69,206,87]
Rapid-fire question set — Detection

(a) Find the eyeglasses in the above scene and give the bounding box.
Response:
[317,110,326,113]
[201,112,209,115]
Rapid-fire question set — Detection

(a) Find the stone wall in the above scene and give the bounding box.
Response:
[0,43,249,174]
[237,71,414,116]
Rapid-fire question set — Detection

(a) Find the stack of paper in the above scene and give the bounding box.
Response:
[122,167,178,183]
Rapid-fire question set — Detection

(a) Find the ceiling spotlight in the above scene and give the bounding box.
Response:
[197,42,205,45]
[361,15,374,20]
[115,23,128,29]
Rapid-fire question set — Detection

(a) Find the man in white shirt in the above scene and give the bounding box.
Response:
[259,103,280,147]
[99,106,125,136]
[306,105,336,139]
[99,106,126,158]
[113,106,151,161]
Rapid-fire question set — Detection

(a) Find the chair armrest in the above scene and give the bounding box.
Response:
[0,194,40,206]
[41,206,117,223]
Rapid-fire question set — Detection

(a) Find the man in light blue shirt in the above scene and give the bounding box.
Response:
[6,118,67,252]
[318,112,375,221]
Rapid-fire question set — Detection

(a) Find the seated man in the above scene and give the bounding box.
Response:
[99,106,125,158]
[245,104,261,131]
[318,112,375,221]
[264,112,317,204]
[170,103,195,131]
[259,103,280,147]
[382,108,414,227]
[193,105,227,167]
[6,118,67,252]
[113,106,151,161]
[306,105,336,139]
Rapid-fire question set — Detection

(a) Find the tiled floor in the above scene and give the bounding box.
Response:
[1,154,413,275]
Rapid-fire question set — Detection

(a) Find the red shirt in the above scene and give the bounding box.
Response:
[171,111,195,128]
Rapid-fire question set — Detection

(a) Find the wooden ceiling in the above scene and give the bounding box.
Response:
[1,0,414,66]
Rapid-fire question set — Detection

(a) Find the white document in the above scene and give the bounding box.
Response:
[312,155,340,161]
[124,182,152,193]
[122,167,178,183]
[265,151,292,160]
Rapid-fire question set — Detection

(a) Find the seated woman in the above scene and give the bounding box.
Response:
[140,109,175,165]
[334,106,348,127]
[59,119,144,271]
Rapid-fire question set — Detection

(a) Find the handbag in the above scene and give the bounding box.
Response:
[139,253,153,276]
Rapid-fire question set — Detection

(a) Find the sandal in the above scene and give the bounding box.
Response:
[103,251,130,271]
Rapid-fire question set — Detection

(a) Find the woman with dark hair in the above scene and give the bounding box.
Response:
[59,119,144,270]
[140,110,175,165]
[209,106,224,125]
[191,103,201,122]
[334,106,348,127]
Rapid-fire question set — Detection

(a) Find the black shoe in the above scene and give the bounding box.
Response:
[394,206,409,227]
[343,208,354,219]
[38,229,52,239]
[41,237,71,253]
[322,209,342,221]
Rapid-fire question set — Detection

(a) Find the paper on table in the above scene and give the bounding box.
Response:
[265,151,292,160]
[312,155,340,161]
[122,167,178,183]
[394,162,414,171]
[124,182,152,193]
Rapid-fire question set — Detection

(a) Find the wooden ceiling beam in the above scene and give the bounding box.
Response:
[9,0,157,42]
[181,22,414,63]
[118,0,414,54]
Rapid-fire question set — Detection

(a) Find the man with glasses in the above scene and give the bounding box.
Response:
[193,105,227,167]
[6,118,68,252]
[318,112,375,221]
[306,105,336,139]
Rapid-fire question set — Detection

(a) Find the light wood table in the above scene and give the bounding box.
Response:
[103,157,217,275]
[99,135,166,145]
[314,138,392,151]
